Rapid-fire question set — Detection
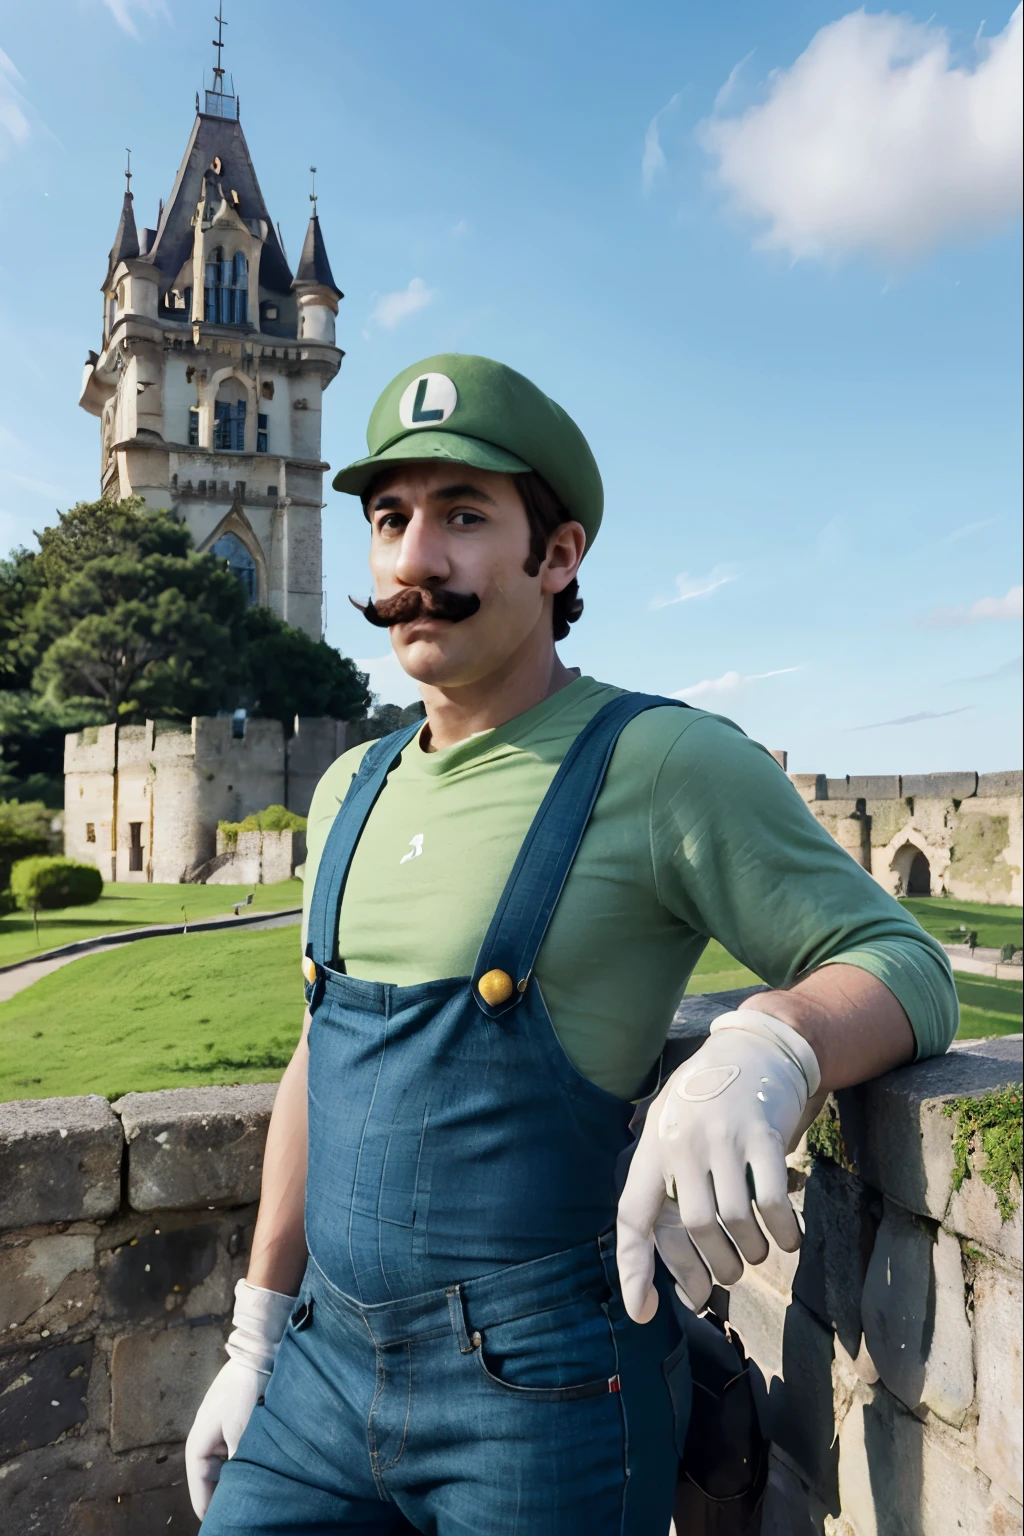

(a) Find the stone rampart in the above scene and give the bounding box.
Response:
[788,768,1022,904]
[0,1036,1020,1535]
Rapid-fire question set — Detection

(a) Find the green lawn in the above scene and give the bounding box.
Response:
[900,897,1023,952]
[0,880,302,970]
[952,972,1023,1040]
[1,920,1019,1105]
[0,924,303,1102]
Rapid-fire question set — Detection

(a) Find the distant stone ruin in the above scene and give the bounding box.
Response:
[63,716,348,884]
[774,757,1022,905]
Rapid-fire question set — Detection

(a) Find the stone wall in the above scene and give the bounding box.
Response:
[728,1035,1023,1536]
[788,769,1022,904]
[64,715,348,885]
[1,1037,1020,1535]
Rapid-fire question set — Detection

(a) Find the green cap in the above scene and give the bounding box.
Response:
[332,353,603,545]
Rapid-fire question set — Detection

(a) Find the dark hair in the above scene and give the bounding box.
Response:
[515,471,584,641]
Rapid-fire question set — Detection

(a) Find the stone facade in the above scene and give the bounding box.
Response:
[1,1030,1019,1534]
[63,716,347,883]
[786,767,1022,905]
[78,73,343,640]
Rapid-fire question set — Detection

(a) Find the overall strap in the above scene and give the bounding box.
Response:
[472,693,687,1018]
[306,721,423,971]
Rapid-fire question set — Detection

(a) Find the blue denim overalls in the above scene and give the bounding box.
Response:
[204,694,690,1535]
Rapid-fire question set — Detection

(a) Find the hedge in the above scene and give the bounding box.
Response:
[218,804,307,846]
[10,856,104,912]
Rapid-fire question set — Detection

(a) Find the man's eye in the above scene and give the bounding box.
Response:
[376,513,407,532]
[450,510,484,527]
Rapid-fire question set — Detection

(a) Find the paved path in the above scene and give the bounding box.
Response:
[0,908,301,1003]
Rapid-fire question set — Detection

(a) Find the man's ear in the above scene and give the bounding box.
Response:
[541,521,586,595]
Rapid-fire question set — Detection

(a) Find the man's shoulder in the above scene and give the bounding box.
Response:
[612,696,746,763]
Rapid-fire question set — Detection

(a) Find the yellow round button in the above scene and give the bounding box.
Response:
[302,955,318,984]
[478,969,514,1006]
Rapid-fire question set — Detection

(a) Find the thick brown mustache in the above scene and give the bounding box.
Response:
[349,587,482,627]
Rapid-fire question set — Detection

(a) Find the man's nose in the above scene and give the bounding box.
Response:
[393,512,451,588]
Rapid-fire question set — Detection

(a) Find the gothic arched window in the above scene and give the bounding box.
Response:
[213,378,247,451]
[210,531,258,605]
[204,247,248,326]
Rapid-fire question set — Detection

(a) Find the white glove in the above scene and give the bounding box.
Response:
[616,1010,821,1322]
[185,1278,298,1520]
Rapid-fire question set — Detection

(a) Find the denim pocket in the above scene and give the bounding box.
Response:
[474,1289,620,1402]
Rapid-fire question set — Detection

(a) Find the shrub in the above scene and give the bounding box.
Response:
[218,805,307,846]
[0,799,53,889]
[11,856,104,913]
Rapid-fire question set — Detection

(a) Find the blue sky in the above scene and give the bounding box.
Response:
[1,0,1020,773]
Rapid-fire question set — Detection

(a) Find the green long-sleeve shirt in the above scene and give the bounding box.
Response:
[301,677,957,1096]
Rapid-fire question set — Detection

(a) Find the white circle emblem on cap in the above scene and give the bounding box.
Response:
[398,373,458,430]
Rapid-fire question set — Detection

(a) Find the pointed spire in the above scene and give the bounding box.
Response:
[292,173,342,298]
[102,150,140,290]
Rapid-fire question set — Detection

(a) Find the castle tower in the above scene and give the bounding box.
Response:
[78,31,343,640]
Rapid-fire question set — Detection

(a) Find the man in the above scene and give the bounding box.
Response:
[188,355,956,1534]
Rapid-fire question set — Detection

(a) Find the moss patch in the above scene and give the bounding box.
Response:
[943,1084,1023,1222]
[806,1094,855,1170]
[948,814,1012,894]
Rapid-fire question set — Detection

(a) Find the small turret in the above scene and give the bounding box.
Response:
[291,169,342,344]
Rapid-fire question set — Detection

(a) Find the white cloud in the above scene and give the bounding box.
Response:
[642,93,680,192]
[650,565,737,609]
[851,707,972,730]
[671,665,801,700]
[0,48,31,160]
[368,277,436,330]
[99,0,169,37]
[920,585,1023,626]
[353,652,423,709]
[942,517,997,543]
[700,7,1023,261]
[714,51,754,112]
[955,655,1023,682]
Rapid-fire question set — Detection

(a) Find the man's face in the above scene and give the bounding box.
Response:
[364,462,580,688]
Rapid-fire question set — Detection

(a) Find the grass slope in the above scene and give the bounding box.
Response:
[1,922,1019,1105]
[900,897,1023,951]
[0,924,303,1101]
[0,880,302,969]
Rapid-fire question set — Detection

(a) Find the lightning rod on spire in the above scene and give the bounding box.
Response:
[310,166,318,216]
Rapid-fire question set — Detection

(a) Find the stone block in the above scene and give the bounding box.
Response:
[99,1214,230,1324]
[0,1233,96,1329]
[2,1440,200,1536]
[730,1278,838,1505]
[0,1096,123,1229]
[109,1323,226,1451]
[977,770,1022,798]
[840,1038,1022,1222]
[0,1340,93,1455]
[846,776,901,800]
[837,1380,1021,1536]
[114,1084,278,1211]
[792,1160,876,1357]
[860,1202,973,1426]
[973,1262,1023,1504]
[789,773,827,803]
[946,1151,1023,1266]
[901,771,978,800]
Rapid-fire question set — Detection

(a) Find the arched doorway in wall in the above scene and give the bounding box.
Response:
[890,840,933,898]
[907,851,931,896]
[210,530,258,606]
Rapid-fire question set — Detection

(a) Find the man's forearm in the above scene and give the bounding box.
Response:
[245,1012,311,1295]
[740,962,915,1092]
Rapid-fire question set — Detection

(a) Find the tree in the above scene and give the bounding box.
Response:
[1,497,374,797]
[9,855,103,943]
[30,498,246,720]
[238,606,371,730]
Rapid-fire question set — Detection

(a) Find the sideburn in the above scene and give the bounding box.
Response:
[515,472,584,639]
